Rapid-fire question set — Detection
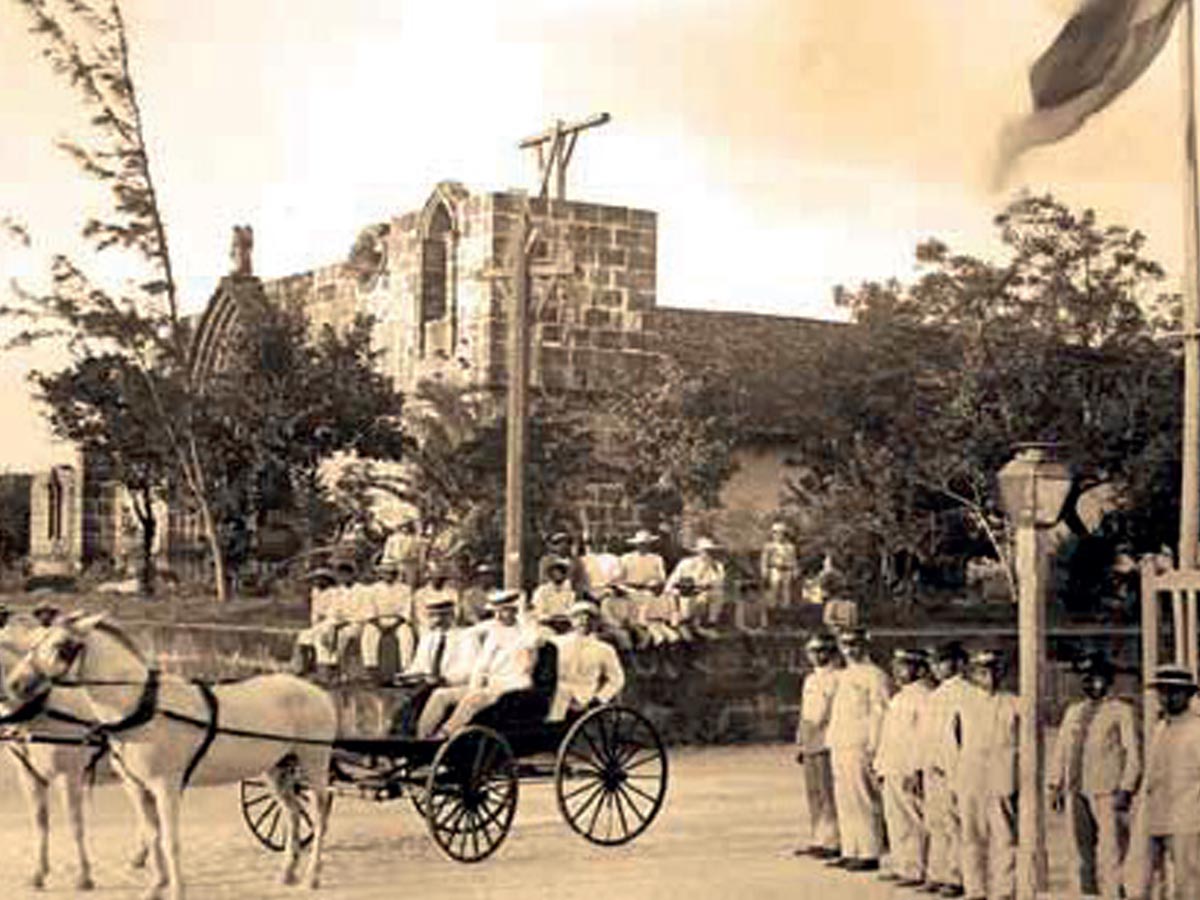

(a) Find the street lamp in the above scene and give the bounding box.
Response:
[996,442,1073,900]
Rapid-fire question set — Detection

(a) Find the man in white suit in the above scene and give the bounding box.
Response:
[548,597,625,722]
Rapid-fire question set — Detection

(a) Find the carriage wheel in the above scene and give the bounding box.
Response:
[423,726,518,863]
[555,705,668,846]
[239,777,317,853]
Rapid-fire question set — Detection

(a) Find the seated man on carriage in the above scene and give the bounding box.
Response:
[416,588,538,739]
[360,561,417,684]
[548,597,626,722]
[387,593,480,735]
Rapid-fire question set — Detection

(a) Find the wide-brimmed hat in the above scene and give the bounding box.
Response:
[569,598,601,618]
[487,588,522,608]
[893,648,928,664]
[627,529,658,546]
[837,626,869,645]
[1150,665,1197,691]
[693,536,720,552]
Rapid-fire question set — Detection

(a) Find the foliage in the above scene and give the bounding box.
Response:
[788,194,1181,607]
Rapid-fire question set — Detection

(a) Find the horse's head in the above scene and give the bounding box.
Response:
[5,612,104,703]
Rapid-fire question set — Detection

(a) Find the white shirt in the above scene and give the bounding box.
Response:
[876,680,932,777]
[665,554,725,594]
[469,620,538,693]
[548,631,625,721]
[620,552,666,589]
[957,688,1019,797]
[371,582,415,621]
[1049,697,1141,796]
[827,659,891,753]
[406,626,477,685]
[921,674,977,777]
[797,664,839,753]
[582,552,624,592]
[531,581,576,620]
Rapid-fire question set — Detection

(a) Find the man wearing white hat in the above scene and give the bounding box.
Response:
[547,598,626,722]
[620,530,668,647]
[1127,666,1200,900]
[761,521,798,627]
[957,649,1019,900]
[665,536,726,638]
[795,631,841,860]
[875,648,933,886]
[826,626,891,871]
[419,588,538,739]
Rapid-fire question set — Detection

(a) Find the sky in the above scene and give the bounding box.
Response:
[0,0,1191,469]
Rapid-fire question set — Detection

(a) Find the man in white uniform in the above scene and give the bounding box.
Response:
[1048,652,1140,900]
[547,599,625,721]
[418,589,537,739]
[795,631,841,860]
[530,557,577,632]
[620,529,668,648]
[1127,666,1200,900]
[825,626,891,871]
[921,640,975,898]
[957,649,1018,900]
[665,536,726,637]
[875,647,932,887]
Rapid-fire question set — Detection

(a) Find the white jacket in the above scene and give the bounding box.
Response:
[826,659,891,753]
[1048,697,1141,796]
[797,664,839,753]
[548,632,625,721]
[875,680,931,777]
[957,688,1019,797]
[405,626,477,685]
[920,674,977,777]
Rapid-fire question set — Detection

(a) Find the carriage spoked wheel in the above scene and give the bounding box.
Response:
[239,777,317,853]
[555,705,668,846]
[423,726,518,863]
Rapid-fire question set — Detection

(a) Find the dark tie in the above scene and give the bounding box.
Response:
[431,632,446,679]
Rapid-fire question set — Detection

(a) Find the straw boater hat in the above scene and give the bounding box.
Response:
[548,531,571,544]
[487,588,522,608]
[627,529,658,546]
[1149,665,1197,692]
[971,648,1005,669]
[423,595,456,614]
[893,648,928,664]
[693,536,720,552]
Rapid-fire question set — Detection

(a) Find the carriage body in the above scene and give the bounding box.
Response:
[240,641,668,863]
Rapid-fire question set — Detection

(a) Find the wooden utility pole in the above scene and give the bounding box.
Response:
[518,113,611,200]
[502,212,534,591]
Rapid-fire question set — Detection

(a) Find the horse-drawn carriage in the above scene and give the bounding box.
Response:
[239,641,669,863]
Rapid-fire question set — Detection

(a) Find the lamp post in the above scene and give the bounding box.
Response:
[997,443,1074,900]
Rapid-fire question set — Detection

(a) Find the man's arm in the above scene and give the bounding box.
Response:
[597,644,626,703]
[1116,701,1142,796]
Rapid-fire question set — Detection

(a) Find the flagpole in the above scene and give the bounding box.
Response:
[1180,0,1200,631]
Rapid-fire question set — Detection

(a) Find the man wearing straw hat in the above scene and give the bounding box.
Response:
[1127,665,1200,900]
[1048,651,1140,900]
[795,631,841,861]
[389,593,477,736]
[761,521,798,627]
[547,597,626,722]
[413,560,460,632]
[665,536,726,639]
[620,529,668,647]
[419,588,538,739]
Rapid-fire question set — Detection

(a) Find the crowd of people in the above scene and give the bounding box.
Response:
[796,628,1200,899]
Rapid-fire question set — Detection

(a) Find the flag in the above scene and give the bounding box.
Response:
[994,0,1182,187]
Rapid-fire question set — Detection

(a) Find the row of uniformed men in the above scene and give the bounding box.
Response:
[385,588,626,739]
[798,630,1200,900]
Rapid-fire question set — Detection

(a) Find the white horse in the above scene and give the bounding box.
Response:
[0,620,152,890]
[4,613,338,900]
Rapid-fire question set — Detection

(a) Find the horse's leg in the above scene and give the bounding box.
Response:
[62,773,96,890]
[116,761,151,870]
[299,754,332,890]
[264,763,302,885]
[149,781,185,900]
[12,752,50,889]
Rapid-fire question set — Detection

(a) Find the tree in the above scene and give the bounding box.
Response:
[790,194,1181,607]
[195,301,408,590]
[2,0,243,596]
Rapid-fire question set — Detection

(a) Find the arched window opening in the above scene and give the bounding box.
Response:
[421,204,451,325]
[47,471,62,542]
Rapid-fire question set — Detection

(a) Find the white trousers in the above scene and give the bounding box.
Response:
[831,747,882,860]
[924,770,961,887]
[883,773,925,880]
[416,685,469,739]
[803,750,839,852]
[960,791,1016,900]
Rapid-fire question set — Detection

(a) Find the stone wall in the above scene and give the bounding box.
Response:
[120,620,1145,746]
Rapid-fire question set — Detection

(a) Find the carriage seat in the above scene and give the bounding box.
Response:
[470,641,558,731]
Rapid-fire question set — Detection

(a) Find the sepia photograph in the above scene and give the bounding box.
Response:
[0,0,1198,897]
